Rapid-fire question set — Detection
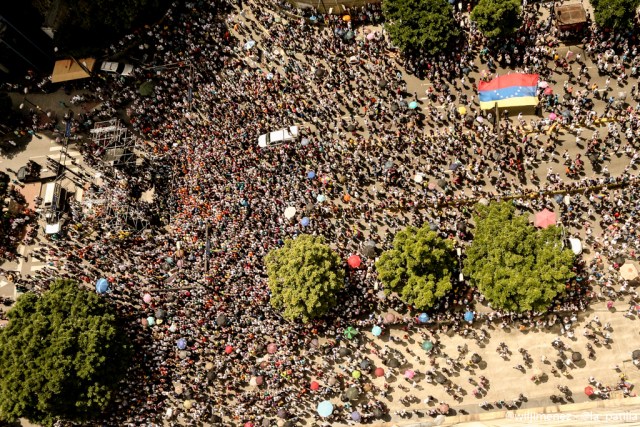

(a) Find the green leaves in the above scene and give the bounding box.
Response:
[591,0,640,30]
[265,235,345,323]
[383,0,459,55]
[376,225,456,310]
[470,0,522,38]
[0,279,130,426]
[464,202,575,313]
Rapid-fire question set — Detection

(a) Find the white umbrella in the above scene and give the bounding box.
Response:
[414,173,424,183]
[620,262,639,281]
[284,206,296,219]
[568,238,582,255]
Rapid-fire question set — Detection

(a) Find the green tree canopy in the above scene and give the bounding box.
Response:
[0,279,131,426]
[376,225,456,310]
[463,202,575,313]
[470,0,522,38]
[590,0,640,31]
[382,0,460,55]
[265,235,345,322]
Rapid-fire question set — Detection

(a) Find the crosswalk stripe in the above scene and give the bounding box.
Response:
[49,145,63,152]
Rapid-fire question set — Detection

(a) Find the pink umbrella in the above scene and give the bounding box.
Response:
[267,343,278,354]
[538,81,549,89]
[544,87,553,95]
[366,32,376,40]
[534,208,556,228]
[143,293,152,303]
[549,112,557,120]
[606,301,614,309]
[428,182,437,190]
[404,369,415,379]
[348,255,361,268]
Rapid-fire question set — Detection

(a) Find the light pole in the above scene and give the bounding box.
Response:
[19,97,40,111]
[456,247,464,282]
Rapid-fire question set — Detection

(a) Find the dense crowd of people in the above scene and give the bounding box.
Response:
[2,0,640,425]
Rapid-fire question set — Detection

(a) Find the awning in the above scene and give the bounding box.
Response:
[51,58,96,83]
[45,222,61,234]
[556,4,587,29]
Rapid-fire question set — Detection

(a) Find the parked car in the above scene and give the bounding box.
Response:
[258,126,299,148]
[100,61,134,76]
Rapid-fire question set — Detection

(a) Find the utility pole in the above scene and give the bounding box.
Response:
[495,102,500,137]
[204,222,210,273]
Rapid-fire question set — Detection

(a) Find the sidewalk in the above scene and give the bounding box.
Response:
[381,396,640,426]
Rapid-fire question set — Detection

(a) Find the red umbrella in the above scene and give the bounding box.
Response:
[607,301,614,309]
[584,386,595,396]
[544,87,553,95]
[348,255,362,268]
[225,345,233,354]
[374,367,385,377]
[534,208,556,228]
[310,381,320,390]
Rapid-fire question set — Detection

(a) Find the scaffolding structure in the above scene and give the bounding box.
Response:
[90,119,137,168]
[86,119,150,232]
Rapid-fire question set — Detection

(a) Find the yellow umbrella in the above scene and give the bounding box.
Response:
[458,106,467,115]
[183,400,193,409]
[343,15,351,22]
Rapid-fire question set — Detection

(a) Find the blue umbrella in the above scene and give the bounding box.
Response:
[554,194,564,203]
[371,325,382,336]
[244,40,256,50]
[177,338,187,350]
[96,278,108,294]
[351,411,361,421]
[300,217,310,227]
[317,194,326,202]
[418,313,430,323]
[408,101,419,109]
[317,400,333,417]
[307,171,316,179]
[464,311,474,322]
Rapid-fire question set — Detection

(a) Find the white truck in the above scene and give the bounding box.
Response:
[258,126,299,148]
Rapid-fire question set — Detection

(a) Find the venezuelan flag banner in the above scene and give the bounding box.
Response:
[478,73,539,109]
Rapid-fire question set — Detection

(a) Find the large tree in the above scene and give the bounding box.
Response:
[376,225,456,310]
[382,0,460,55]
[590,0,640,31]
[470,0,522,38]
[463,202,575,313]
[0,279,131,426]
[265,235,345,322]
